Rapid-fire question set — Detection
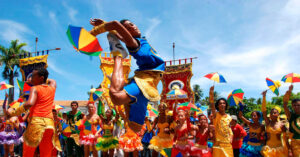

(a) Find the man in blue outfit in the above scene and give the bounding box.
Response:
[90,19,165,132]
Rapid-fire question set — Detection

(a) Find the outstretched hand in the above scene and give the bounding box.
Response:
[261,90,267,97]
[90,18,105,26]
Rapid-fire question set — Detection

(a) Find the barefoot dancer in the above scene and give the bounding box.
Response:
[89,19,165,132]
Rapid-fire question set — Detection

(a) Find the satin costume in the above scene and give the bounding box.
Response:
[190,129,212,157]
[124,37,165,131]
[240,126,263,157]
[119,125,143,152]
[96,123,119,151]
[148,122,173,151]
[0,119,22,145]
[212,112,233,157]
[289,112,300,157]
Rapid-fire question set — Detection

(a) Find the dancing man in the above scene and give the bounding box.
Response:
[6,68,61,157]
[89,19,165,132]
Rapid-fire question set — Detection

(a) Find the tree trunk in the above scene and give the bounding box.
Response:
[8,70,14,104]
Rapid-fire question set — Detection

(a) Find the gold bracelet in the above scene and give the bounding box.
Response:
[90,24,107,36]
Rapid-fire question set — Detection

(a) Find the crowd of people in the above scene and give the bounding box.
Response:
[0,80,299,157]
[0,19,299,157]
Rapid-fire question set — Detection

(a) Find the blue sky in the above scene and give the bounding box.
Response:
[0,0,300,101]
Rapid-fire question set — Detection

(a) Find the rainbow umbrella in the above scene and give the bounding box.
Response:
[62,122,72,137]
[266,78,281,96]
[54,104,64,111]
[146,104,159,117]
[281,73,300,83]
[166,85,187,100]
[178,102,198,111]
[66,25,103,56]
[9,99,23,109]
[227,89,244,106]
[16,79,31,93]
[89,88,103,102]
[0,81,13,90]
[204,72,226,83]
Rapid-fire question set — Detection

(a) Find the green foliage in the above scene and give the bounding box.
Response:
[0,40,27,104]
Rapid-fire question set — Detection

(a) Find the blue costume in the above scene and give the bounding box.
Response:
[124,37,165,131]
[240,126,263,157]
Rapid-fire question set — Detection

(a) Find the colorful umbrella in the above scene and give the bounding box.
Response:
[0,81,13,90]
[166,85,187,100]
[178,102,198,111]
[54,104,64,111]
[16,79,31,93]
[227,89,244,106]
[204,72,226,83]
[9,98,23,109]
[266,78,281,96]
[62,122,72,137]
[281,73,300,83]
[146,104,159,117]
[66,25,103,56]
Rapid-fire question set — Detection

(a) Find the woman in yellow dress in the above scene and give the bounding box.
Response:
[96,108,119,157]
[209,86,233,157]
[261,90,289,157]
[148,103,173,157]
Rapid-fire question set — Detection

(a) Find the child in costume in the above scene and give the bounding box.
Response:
[148,103,173,157]
[209,86,234,157]
[96,108,119,157]
[261,90,289,157]
[173,108,192,157]
[238,110,264,157]
[79,103,102,157]
[89,18,165,133]
[190,114,212,157]
[0,94,22,157]
[283,85,299,157]
[52,109,62,157]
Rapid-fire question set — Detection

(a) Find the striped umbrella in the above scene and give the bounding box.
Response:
[227,89,244,106]
[0,81,13,90]
[66,25,103,56]
[166,85,187,100]
[281,73,300,83]
[178,102,198,111]
[204,72,226,83]
[266,78,281,96]
[146,104,159,117]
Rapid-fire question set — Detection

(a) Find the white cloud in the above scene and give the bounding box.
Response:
[0,20,34,45]
[145,18,161,38]
[49,11,58,25]
[62,2,78,23]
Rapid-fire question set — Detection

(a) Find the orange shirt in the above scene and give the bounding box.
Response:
[29,85,56,119]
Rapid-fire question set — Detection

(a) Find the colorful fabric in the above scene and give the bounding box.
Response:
[79,134,97,146]
[128,37,165,72]
[0,130,22,145]
[29,85,55,119]
[67,110,84,134]
[291,139,300,157]
[240,142,263,157]
[212,142,233,157]
[190,144,212,157]
[149,122,173,151]
[231,124,247,149]
[95,135,119,151]
[261,145,288,157]
[290,112,300,139]
[118,127,143,152]
[213,113,233,144]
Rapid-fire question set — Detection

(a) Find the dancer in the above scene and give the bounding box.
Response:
[283,85,299,157]
[190,114,212,157]
[66,101,84,157]
[6,67,61,157]
[79,103,102,157]
[238,110,264,157]
[96,108,119,157]
[89,18,165,132]
[141,117,154,157]
[118,122,143,157]
[261,90,289,157]
[148,103,173,157]
[209,86,233,157]
[173,108,192,157]
[0,94,22,157]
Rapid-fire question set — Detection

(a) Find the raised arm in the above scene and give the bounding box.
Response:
[238,111,251,125]
[261,90,269,125]
[283,85,293,120]
[47,79,57,89]
[89,20,138,48]
[209,86,216,119]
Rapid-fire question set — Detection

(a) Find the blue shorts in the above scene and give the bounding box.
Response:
[124,79,148,125]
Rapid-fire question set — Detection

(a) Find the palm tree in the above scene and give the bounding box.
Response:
[0,40,27,104]
[193,84,203,103]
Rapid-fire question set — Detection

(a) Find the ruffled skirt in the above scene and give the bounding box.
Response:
[95,135,119,151]
[79,134,97,146]
[119,129,143,152]
[173,140,192,156]
[148,135,173,151]
[240,142,263,157]
[0,131,22,145]
[190,144,212,157]
[261,145,288,157]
